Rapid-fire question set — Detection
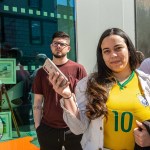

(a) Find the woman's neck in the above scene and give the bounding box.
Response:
[113,69,132,82]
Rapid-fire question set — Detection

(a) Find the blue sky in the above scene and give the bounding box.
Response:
[57,0,74,7]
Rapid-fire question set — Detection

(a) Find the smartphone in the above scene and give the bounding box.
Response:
[43,58,68,86]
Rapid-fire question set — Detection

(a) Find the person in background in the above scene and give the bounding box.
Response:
[32,31,87,150]
[7,47,30,84]
[7,48,32,126]
[48,28,150,150]
[135,50,145,68]
[7,47,30,104]
[139,57,150,74]
[30,53,48,83]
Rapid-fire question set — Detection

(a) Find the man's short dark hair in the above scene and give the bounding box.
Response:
[52,31,70,42]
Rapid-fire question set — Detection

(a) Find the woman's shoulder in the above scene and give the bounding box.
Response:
[136,69,150,78]
[76,76,89,89]
[76,73,98,90]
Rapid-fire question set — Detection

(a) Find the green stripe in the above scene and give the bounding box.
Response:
[117,71,135,90]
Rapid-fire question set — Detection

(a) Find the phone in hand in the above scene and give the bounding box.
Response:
[43,58,68,86]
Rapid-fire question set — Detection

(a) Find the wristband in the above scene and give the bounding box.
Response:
[63,93,72,99]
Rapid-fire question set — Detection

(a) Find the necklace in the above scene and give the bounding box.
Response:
[117,71,135,90]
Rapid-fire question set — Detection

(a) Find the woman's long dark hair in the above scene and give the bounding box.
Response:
[86,28,138,120]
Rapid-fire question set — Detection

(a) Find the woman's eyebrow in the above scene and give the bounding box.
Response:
[102,47,109,51]
[114,44,124,48]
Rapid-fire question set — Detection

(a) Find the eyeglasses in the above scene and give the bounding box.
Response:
[52,41,69,47]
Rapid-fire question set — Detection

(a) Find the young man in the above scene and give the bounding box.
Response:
[32,31,87,150]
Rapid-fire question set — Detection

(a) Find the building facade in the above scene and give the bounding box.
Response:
[0,0,150,145]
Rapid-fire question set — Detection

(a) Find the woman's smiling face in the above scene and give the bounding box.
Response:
[101,35,130,73]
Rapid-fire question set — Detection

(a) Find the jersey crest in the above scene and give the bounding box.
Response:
[137,94,149,106]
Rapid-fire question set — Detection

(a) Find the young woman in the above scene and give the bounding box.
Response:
[49,28,150,150]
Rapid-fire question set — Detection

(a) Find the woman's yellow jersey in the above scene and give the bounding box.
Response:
[104,73,150,150]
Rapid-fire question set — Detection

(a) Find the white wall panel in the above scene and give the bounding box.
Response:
[76,0,135,74]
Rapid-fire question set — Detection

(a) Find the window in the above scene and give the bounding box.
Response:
[28,0,40,8]
[30,20,42,44]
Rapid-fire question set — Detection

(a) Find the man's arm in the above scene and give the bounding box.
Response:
[33,94,44,129]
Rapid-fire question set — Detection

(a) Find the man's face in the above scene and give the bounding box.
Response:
[50,37,70,58]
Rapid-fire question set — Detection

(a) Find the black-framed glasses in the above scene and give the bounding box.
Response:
[52,41,69,47]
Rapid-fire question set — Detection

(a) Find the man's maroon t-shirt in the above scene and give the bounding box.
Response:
[32,60,87,128]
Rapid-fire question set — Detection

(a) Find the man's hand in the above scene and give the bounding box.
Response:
[134,120,150,147]
[48,71,71,98]
[34,123,40,129]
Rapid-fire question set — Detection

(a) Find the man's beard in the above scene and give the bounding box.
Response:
[53,53,66,58]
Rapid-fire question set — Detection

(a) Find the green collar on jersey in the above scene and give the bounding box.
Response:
[117,71,135,90]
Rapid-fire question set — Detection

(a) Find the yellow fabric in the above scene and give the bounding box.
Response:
[104,73,150,149]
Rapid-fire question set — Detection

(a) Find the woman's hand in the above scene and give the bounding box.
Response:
[134,120,150,147]
[48,71,72,98]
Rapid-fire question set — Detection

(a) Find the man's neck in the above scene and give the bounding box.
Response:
[52,56,68,65]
